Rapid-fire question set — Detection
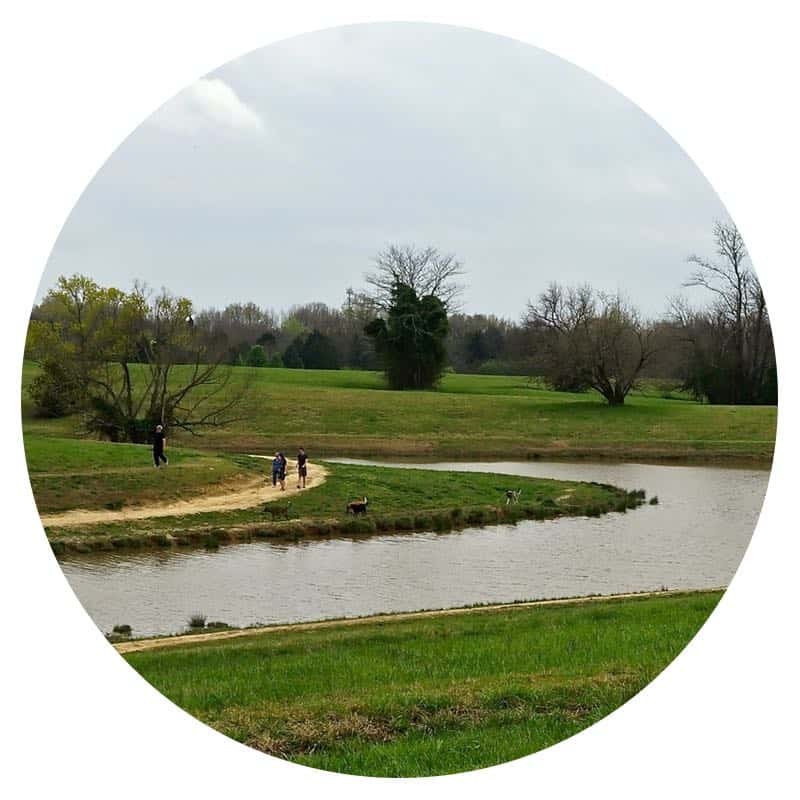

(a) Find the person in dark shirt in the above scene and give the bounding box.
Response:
[153,424,168,467]
[278,452,287,491]
[297,447,308,489]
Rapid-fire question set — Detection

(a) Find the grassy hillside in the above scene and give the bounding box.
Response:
[21,363,776,462]
[41,455,636,551]
[126,590,721,777]
[26,436,263,513]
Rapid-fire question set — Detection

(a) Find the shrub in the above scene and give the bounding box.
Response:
[188,615,206,629]
[394,516,414,531]
[466,508,487,525]
[413,514,433,530]
[50,540,66,556]
[112,624,132,635]
[431,513,452,531]
[204,533,220,550]
[104,499,124,511]
[649,496,660,505]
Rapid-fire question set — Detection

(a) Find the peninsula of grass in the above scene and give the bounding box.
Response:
[124,589,721,777]
[43,453,644,553]
[22,362,776,464]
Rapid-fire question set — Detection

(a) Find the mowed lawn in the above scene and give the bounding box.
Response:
[126,590,721,777]
[25,436,264,513]
[41,457,628,542]
[21,363,776,461]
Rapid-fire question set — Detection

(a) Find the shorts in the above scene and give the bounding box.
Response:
[298,465,307,477]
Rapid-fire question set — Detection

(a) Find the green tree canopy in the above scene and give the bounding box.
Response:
[26,274,245,441]
[364,282,449,390]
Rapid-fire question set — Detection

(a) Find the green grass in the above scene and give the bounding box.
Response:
[21,362,776,462]
[42,458,629,549]
[125,590,721,777]
[26,435,264,513]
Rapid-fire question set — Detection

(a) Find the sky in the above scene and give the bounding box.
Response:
[39,22,732,320]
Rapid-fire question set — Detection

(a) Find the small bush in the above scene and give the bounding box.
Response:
[50,540,66,556]
[206,621,230,630]
[413,514,433,530]
[188,615,206,629]
[450,507,464,521]
[373,516,392,531]
[649,496,660,505]
[431,513,452,531]
[112,624,132,635]
[394,516,414,531]
[466,508,487,525]
[204,533,220,550]
[148,533,171,548]
[104,499,124,511]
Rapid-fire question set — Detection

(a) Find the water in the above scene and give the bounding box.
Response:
[58,460,769,637]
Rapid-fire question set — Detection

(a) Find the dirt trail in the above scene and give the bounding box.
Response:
[40,460,327,528]
[113,588,719,654]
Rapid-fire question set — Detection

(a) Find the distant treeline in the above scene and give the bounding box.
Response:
[27,224,777,409]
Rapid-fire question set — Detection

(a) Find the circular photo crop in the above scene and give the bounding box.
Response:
[22,22,776,777]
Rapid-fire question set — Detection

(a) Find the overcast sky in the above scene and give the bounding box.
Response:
[40,22,731,320]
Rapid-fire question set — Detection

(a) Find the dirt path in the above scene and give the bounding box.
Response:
[113,588,720,654]
[40,460,327,528]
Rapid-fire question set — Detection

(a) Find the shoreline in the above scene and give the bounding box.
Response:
[113,587,724,653]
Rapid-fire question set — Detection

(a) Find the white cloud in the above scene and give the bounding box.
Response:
[151,77,264,136]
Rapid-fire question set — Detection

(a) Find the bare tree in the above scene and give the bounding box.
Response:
[679,220,774,403]
[526,283,658,405]
[365,244,465,311]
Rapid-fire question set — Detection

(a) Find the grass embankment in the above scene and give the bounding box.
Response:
[25,436,263,513]
[21,363,776,463]
[125,589,721,777]
[41,452,640,553]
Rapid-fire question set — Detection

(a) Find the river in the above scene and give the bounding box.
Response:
[57,460,769,637]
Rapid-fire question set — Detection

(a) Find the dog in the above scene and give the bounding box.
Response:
[505,489,522,505]
[346,496,369,515]
[263,500,292,520]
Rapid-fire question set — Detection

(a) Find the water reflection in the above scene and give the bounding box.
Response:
[59,460,769,637]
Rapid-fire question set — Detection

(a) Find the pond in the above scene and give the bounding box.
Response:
[57,460,769,637]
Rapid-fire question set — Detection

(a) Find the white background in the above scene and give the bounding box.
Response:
[1,2,797,797]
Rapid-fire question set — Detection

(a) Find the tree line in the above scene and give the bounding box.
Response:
[25,221,776,441]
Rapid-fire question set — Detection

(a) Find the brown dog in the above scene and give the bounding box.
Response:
[346,496,369,515]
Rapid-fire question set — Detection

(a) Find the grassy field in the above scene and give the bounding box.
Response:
[25,436,264,513]
[42,457,636,551]
[125,590,721,777]
[21,363,776,462]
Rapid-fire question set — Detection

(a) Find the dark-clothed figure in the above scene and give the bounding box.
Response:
[297,447,308,489]
[153,424,168,467]
[271,453,282,487]
[277,452,287,491]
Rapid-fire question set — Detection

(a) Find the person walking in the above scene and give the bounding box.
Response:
[271,452,282,488]
[153,424,168,468]
[277,451,288,491]
[297,447,308,489]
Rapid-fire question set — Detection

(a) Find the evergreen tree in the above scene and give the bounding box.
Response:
[364,282,449,390]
